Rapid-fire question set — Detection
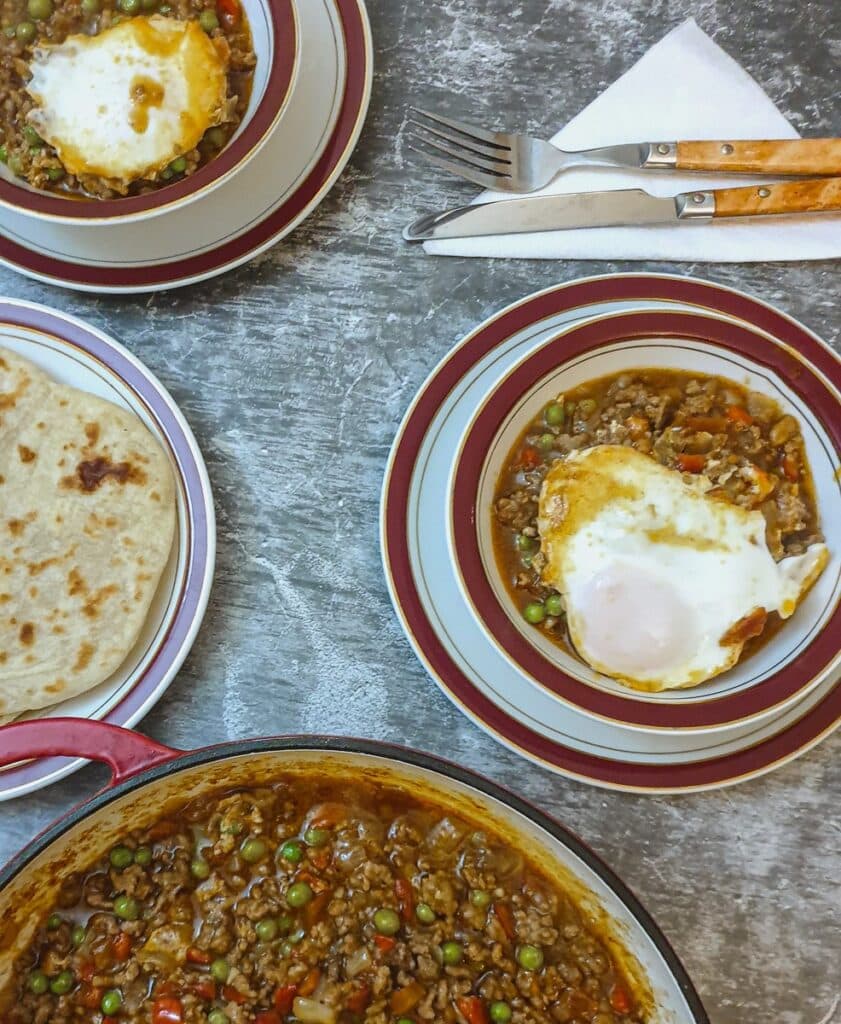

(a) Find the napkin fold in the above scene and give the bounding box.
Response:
[424,19,841,262]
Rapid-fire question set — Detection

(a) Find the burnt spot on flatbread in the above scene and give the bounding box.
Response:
[7,519,25,537]
[29,556,61,577]
[0,652,6,665]
[151,491,161,502]
[61,457,148,493]
[45,678,67,695]
[18,445,36,463]
[52,625,65,635]
[19,623,34,646]
[68,568,87,597]
[0,594,9,604]
[29,586,38,598]
[0,372,29,412]
[0,355,8,370]
[83,584,118,619]
[0,475,4,484]
[73,642,95,672]
[84,422,101,446]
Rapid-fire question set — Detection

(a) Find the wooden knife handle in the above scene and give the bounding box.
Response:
[712,178,841,218]
[676,139,841,175]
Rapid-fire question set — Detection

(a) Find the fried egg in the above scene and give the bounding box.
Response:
[25,16,227,186]
[537,445,828,691]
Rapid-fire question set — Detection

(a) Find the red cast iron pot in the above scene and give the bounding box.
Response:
[0,719,708,1024]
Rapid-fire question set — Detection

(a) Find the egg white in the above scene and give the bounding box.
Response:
[25,15,228,186]
[537,445,828,691]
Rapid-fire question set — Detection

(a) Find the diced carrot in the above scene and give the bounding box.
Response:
[519,445,541,470]
[111,931,132,962]
[308,803,346,829]
[273,984,298,1015]
[684,415,727,432]
[610,983,633,1014]
[374,934,396,953]
[676,453,706,473]
[78,959,95,983]
[493,901,516,941]
[308,847,331,872]
[726,405,754,427]
[222,985,247,1005]
[297,968,321,998]
[395,877,415,923]
[391,981,425,1015]
[186,946,212,966]
[78,983,103,1010]
[216,0,241,29]
[153,981,179,999]
[304,890,331,928]
[254,1013,282,1024]
[152,997,184,1024]
[346,982,371,1014]
[782,454,799,482]
[456,995,490,1024]
[191,979,216,1001]
[147,820,177,840]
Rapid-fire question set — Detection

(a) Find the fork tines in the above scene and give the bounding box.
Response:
[407,107,514,189]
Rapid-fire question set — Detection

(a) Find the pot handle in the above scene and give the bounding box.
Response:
[0,718,181,786]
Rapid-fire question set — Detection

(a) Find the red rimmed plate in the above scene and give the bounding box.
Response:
[381,273,841,792]
[0,0,299,223]
[450,309,841,732]
[0,0,372,292]
[0,299,215,800]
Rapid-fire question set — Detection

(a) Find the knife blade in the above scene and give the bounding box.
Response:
[404,188,716,241]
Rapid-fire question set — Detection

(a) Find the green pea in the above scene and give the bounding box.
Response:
[470,889,491,909]
[191,857,211,880]
[286,881,313,907]
[523,601,545,625]
[544,402,564,427]
[27,0,52,20]
[373,908,400,936]
[276,913,294,932]
[100,989,122,1015]
[255,917,278,942]
[545,594,564,617]
[0,145,7,163]
[27,971,48,995]
[46,914,62,930]
[240,837,267,863]
[578,398,597,418]
[304,827,330,847]
[23,125,43,149]
[516,944,544,971]
[208,1011,230,1024]
[441,941,463,966]
[118,0,140,12]
[198,7,218,31]
[205,126,226,148]
[280,839,303,863]
[281,927,306,954]
[210,958,230,983]
[169,156,187,174]
[71,925,86,947]
[161,167,173,180]
[49,971,74,995]
[113,895,139,921]
[536,432,555,451]
[134,846,152,867]
[490,1002,512,1023]
[279,939,293,957]
[141,0,158,8]
[47,166,64,181]
[81,0,100,12]
[415,903,435,924]
[515,534,537,553]
[15,20,36,41]
[109,845,134,870]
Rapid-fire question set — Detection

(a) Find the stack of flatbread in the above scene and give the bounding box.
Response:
[0,348,176,726]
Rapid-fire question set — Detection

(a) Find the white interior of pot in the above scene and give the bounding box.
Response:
[0,747,695,1022]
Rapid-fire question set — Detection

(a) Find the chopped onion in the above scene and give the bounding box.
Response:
[293,997,337,1024]
[345,947,372,978]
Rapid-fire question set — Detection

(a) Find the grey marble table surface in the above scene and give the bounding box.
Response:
[1,1,840,1021]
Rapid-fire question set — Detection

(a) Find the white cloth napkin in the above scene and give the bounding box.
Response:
[424,19,841,262]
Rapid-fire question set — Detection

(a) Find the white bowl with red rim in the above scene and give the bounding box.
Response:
[448,308,841,735]
[0,0,299,226]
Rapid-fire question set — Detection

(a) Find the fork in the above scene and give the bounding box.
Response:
[407,108,841,194]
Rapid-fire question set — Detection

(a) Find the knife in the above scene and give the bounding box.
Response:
[404,178,841,241]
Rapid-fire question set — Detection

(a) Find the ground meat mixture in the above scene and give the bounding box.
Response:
[0,0,255,198]
[493,368,823,659]
[1,779,647,1024]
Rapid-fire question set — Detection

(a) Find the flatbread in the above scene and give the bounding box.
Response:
[0,348,176,717]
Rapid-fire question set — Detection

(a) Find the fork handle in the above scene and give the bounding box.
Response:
[669,139,841,175]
